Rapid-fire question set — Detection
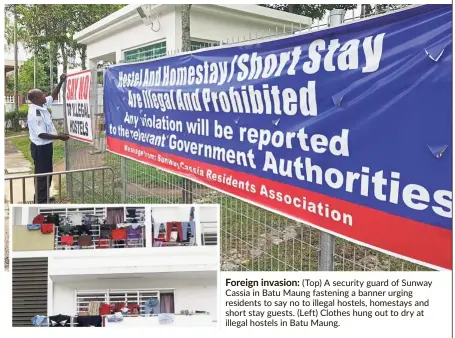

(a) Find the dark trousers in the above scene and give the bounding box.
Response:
[30,142,53,203]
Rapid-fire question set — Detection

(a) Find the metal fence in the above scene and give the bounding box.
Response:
[65,5,432,272]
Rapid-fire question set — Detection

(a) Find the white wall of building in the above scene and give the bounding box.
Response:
[51,273,217,318]
[176,6,278,47]
[4,42,30,63]
[86,8,175,65]
[47,245,217,275]
[82,5,309,65]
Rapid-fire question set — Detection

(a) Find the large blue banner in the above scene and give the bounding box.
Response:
[104,5,452,269]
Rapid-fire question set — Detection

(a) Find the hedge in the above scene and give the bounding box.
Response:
[5,104,54,131]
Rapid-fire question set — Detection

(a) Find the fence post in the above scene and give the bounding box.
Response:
[318,9,345,271]
[120,157,127,203]
[62,79,72,200]
[182,178,193,203]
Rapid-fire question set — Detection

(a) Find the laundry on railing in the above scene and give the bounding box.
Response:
[158,313,174,324]
[31,315,48,327]
[152,221,196,246]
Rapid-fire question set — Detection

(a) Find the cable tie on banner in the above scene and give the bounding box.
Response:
[234,117,240,124]
[332,93,344,107]
[427,144,448,159]
[272,118,280,126]
[424,43,446,62]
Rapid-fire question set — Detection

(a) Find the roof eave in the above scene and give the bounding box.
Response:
[74,4,167,44]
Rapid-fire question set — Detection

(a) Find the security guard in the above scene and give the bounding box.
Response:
[27,74,69,203]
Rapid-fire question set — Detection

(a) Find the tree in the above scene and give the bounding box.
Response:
[180,4,193,203]
[17,58,47,93]
[69,4,126,69]
[260,4,358,20]
[15,4,125,73]
[181,5,192,52]
[361,4,409,17]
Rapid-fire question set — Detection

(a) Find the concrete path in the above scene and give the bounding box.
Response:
[4,139,58,204]
[4,139,61,271]
[4,139,34,204]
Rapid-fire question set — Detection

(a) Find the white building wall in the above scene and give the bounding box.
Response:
[179,7,280,48]
[83,6,296,64]
[52,275,217,317]
[86,9,176,63]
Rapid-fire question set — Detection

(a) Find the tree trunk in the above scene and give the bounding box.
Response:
[13,5,19,112]
[81,45,87,70]
[287,4,297,14]
[360,4,373,18]
[49,42,53,92]
[60,42,68,74]
[181,5,192,52]
[180,4,193,203]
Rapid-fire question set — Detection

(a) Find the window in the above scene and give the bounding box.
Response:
[190,40,219,51]
[76,289,175,315]
[124,41,167,63]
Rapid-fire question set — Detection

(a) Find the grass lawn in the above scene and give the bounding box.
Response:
[5,130,28,138]
[9,136,65,169]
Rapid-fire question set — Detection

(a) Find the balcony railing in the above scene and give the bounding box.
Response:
[54,224,146,250]
[5,95,15,104]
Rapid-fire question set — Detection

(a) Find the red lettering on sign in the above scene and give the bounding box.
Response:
[67,77,81,101]
[78,75,90,100]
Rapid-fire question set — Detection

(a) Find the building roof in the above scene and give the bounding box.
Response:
[74,4,312,44]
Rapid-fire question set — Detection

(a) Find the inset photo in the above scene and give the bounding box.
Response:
[10,204,219,327]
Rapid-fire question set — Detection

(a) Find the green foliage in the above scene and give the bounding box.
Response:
[5,104,28,131]
[14,4,126,70]
[6,74,14,92]
[18,104,28,114]
[17,58,48,93]
[260,4,357,20]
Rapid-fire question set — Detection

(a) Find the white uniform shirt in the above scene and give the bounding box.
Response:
[27,96,58,146]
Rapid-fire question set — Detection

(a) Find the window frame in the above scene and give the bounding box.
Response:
[123,40,167,63]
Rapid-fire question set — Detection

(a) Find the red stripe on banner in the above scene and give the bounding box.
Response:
[107,137,452,270]
[70,135,92,144]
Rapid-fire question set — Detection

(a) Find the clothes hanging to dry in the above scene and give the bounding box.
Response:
[106,207,124,224]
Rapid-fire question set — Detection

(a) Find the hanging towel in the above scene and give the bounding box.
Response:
[181,222,196,241]
[153,223,166,239]
[88,301,101,315]
[77,315,102,327]
[31,315,48,327]
[158,313,174,324]
[69,213,83,226]
[165,222,183,242]
[106,312,124,322]
[48,314,71,327]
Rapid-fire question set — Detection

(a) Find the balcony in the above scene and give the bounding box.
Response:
[11,205,219,275]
